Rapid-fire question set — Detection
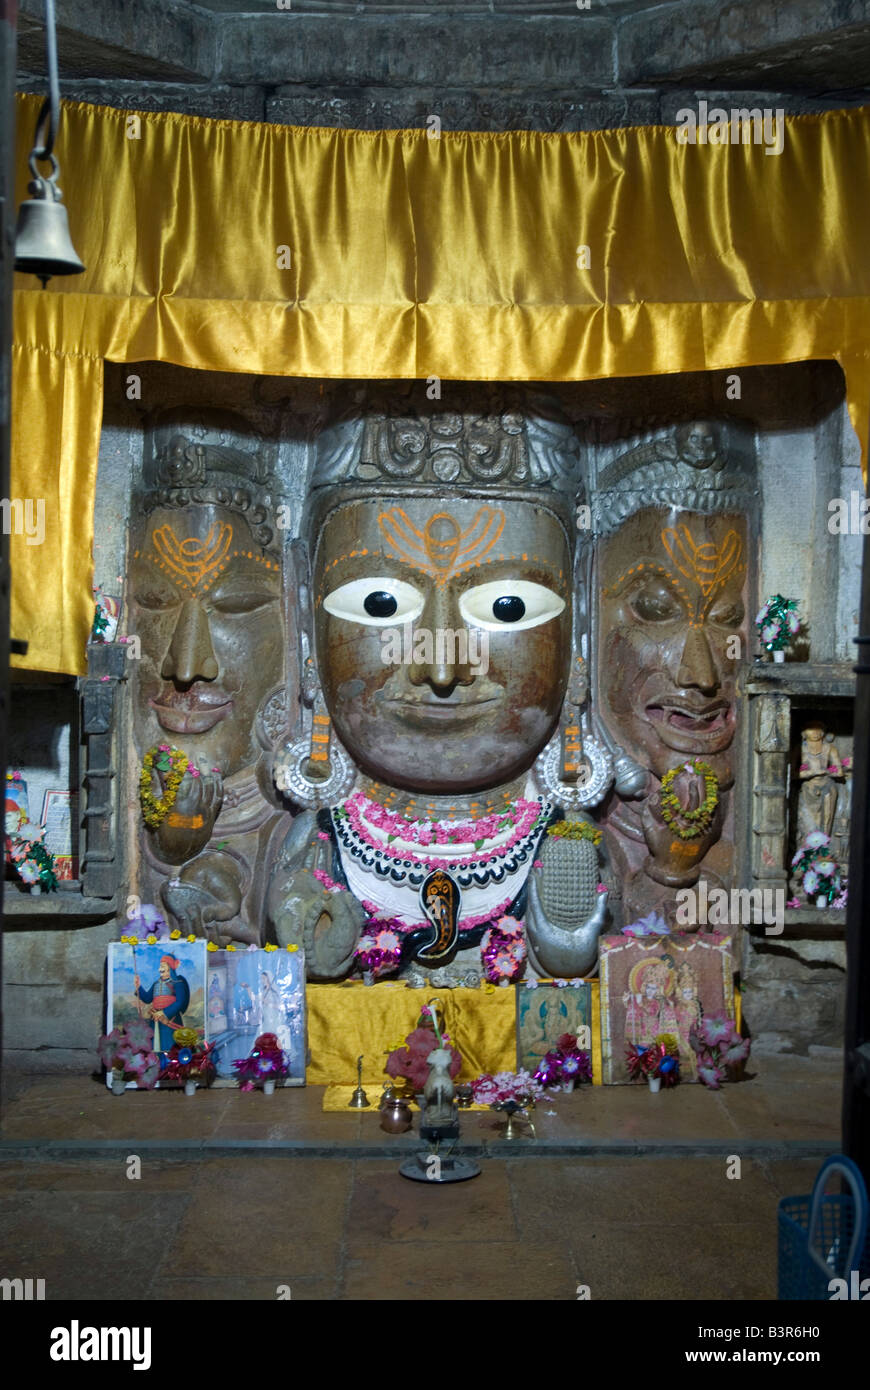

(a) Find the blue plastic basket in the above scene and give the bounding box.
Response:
[778,1155,870,1300]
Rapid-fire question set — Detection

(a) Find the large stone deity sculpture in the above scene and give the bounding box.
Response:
[587,420,757,927]
[129,409,292,943]
[266,393,614,982]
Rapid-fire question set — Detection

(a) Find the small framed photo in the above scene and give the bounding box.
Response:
[516,981,594,1077]
[41,788,78,881]
[599,932,735,1084]
[106,940,208,1088]
[207,949,306,1086]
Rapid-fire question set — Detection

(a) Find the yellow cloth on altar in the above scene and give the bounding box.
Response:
[305,982,517,1085]
[11,94,870,672]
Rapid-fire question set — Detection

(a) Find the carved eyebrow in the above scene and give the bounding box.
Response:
[601,562,689,606]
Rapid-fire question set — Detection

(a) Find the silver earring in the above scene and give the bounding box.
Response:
[535,730,613,810]
[273,728,356,809]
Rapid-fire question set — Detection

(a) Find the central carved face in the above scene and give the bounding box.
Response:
[598,508,749,788]
[313,496,573,793]
[130,503,283,779]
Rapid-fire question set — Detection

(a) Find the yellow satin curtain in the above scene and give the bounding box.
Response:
[11,95,870,672]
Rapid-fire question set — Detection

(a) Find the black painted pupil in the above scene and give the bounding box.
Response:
[492,595,526,623]
[364,590,398,618]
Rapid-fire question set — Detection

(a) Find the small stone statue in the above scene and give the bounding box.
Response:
[797,722,843,842]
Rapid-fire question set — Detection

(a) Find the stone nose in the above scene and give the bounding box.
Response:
[407,584,475,693]
[675,624,718,693]
[161,598,219,684]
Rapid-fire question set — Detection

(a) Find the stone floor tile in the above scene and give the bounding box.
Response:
[342,1239,577,1299]
[571,1219,778,1300]
[0,1190,191,1300]
[163,1161,349,1278]
[507,1155,782,1235]
[0,1157,192,1191]
[152,1275,336,1300]
[759,1156,835,1199]
[346,1158,513,1241]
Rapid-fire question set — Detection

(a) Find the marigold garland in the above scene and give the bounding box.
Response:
[139,744,189,828]
[659,760,719,840]
[548,819,602,846]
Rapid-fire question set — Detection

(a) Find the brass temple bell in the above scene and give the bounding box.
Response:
[348,1055,370,1109]
[15,163,85,289]
[14,0,85,289]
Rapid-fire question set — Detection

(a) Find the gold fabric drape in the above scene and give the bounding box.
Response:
[12,95,870,672]
[305,983,518,1085]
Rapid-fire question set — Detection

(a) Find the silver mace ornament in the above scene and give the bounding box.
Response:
[14,0,85,288]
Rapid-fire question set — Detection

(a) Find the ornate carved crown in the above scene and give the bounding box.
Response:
[589,419,758,535]
[310,387,582,520]
[138,408,283,554]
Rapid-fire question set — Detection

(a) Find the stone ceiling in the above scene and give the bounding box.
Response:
[15,0,870,98]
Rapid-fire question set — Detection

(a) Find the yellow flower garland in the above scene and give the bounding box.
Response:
[139,745,189,828]
[548,819,602,846]
[659,760,719,840]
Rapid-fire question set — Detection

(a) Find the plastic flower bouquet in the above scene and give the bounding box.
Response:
[533,1033,592,1090]
[232,1032,290,1091]
[97,1021,160,1088]
[626,1034,680,1086]
[791,831,842,905]
[480,916,526,984]
[354,920,403,980]
[385,1023,462,1093]
[160,1028,214,1086]
[756,594,801,654]
[7,821,58,891]
[688,1014,750,1090]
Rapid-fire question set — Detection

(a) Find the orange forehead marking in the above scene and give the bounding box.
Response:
[150,522,233,594]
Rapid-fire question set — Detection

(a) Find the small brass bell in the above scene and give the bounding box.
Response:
[15,168,85,289]
[348,1054,370,1109]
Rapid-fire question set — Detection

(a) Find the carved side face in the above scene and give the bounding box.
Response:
[130,504,283,778]
[598,509,748,787]
[313,496,572,793]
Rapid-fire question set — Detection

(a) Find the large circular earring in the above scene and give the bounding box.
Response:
[273,735,356,809]
[535,732,613,810]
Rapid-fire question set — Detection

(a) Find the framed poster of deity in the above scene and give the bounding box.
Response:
[516,981,597,1082]
[106,940,208,1088]
[599,933,735,1084]
[206,948,306,1085]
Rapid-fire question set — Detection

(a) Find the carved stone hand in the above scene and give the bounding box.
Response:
[640,781,723,887]
[160,850,253,944]
[151,766,223,865]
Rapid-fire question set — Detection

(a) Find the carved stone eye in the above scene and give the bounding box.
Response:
[459,580,565,632]
[492,595,526,623]
[364,591,399,618]
[323,577,424,626]
[631,586,681,623]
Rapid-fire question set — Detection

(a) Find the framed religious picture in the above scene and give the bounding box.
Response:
[206,948,306,1086]
[516,981,599,1083]
[92,587,122,644]
[41,789,78,882]
[106,939,208,1088]
[599,933,735,1085]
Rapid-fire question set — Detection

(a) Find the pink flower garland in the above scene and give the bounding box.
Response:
[337,791,546,871]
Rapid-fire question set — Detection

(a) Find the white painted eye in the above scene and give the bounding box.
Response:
[459,580,566,632]
[323,577,424,626]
